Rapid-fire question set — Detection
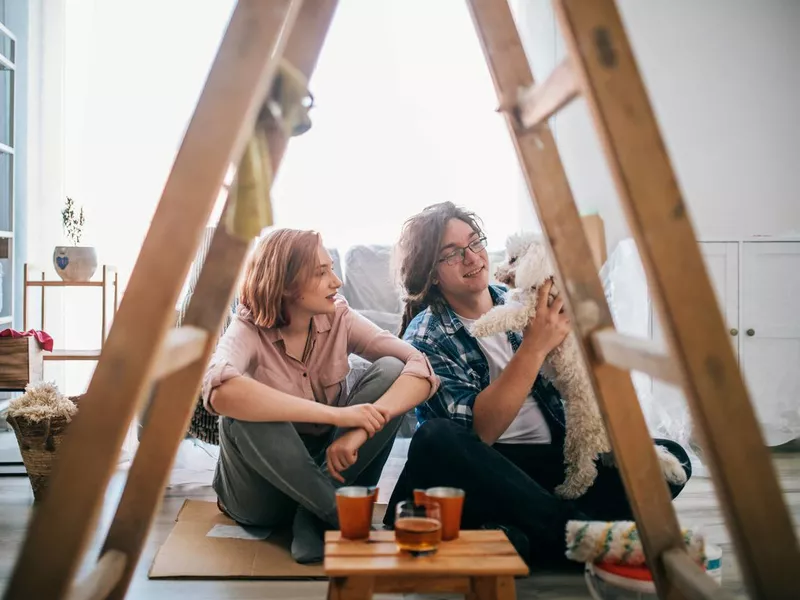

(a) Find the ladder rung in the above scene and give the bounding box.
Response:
[65,550,127,600]
[591,327,682,385]
[662,549,733,600]
[151,326,209,381]
[516,58,579,129]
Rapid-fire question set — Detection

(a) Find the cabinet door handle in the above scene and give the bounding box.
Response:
[729,328,738,336]
[746,328,755,336]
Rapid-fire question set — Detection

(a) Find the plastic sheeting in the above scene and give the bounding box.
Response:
[601,237,800,474]
[600,238,708,477]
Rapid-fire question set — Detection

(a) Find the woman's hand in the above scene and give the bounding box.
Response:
[331,404,389,437]
[326,429,368,483]
[522,279,571,358]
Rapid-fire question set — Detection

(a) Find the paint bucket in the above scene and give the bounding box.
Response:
[584,544,723,599]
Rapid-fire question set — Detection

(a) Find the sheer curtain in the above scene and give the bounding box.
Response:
[59,0,527,483]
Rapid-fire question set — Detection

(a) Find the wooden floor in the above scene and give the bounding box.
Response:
[0,445,798,599]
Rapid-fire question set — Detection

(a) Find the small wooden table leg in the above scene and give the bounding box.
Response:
[469,575,516,600]
[327,576,375,600]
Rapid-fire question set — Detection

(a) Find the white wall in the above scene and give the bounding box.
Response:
[515,0,800,252]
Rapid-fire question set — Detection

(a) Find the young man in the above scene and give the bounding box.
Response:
[386,201,691,568]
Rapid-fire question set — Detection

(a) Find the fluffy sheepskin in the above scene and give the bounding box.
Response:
[8,381,77,423]
[470,232,688,498]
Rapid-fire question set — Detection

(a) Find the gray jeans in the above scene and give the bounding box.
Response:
[213,356,404,528]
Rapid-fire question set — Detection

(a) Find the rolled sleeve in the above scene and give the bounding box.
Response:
[201,362,244,415]
[344,305,439,398]
[201,318,258,415]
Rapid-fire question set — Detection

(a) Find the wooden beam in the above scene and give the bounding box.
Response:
[662,549,733,600]
[516,58,579,129]
[150,326,208,381]
[554,1,800,597]
[3,2,304,599]
[591,328,682,385]
[65,551,127,600]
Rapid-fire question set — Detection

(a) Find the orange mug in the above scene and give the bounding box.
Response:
[336,486,378,540]
[413,487,465,541]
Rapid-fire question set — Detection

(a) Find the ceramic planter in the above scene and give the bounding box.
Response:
[53,246,98,282]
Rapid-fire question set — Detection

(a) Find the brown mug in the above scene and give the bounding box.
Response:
[336,486,378,540]
[413,487,465,541]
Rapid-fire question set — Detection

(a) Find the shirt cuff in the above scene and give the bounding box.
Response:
[400,353,440,400]
[202,361,243,416]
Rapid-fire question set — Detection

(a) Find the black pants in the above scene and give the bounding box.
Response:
[384,418,691,566]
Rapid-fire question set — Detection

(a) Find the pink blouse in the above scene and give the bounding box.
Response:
[201,295,439,435]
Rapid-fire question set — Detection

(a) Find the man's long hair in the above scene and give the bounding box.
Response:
[395,202,484,338]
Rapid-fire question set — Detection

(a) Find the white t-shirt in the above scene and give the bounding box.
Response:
[458,315,552,444]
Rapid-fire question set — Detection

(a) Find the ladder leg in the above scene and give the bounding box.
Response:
[3,2,304,599]
[465,2,689,598]
[97,4,340,598]
[553,1,800,597]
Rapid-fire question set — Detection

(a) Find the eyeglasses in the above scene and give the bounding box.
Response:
[438,237,488,266]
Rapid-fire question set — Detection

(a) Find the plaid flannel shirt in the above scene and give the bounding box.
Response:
[402,284,566,445]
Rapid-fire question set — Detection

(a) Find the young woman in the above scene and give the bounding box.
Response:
[201,228,438,564]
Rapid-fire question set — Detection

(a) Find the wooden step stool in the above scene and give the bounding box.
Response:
[324,530,528,600]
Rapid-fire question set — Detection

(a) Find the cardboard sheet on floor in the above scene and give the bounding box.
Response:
[149,499,326,580]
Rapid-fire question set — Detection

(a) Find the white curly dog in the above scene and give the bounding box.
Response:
[469,232,688,499]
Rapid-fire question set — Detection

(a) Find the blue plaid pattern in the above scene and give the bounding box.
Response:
[402,285,566,443]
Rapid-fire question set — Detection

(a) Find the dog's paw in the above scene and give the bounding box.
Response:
[656,445,688,485]
[468,303,531,337]
[554,481,584,500]
[469,318,499,338]
[555,460,598,500]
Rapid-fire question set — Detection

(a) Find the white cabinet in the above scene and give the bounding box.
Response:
[740,242,800,445]
[649,240,800,446]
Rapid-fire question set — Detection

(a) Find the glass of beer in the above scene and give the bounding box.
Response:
[394,499,442,556]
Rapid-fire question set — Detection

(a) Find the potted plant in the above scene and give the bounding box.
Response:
[53,196,98,281]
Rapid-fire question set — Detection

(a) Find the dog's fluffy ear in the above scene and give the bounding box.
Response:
[514,239,555,289]
[505,231,542,260]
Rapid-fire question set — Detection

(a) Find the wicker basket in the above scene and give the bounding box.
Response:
[7,395,80,502]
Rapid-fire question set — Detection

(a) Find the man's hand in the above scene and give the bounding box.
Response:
[330,404,389,437]
[522,279,571,358]
[326,429,368,483]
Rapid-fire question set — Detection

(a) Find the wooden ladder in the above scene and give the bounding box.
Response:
[3,1,797,599]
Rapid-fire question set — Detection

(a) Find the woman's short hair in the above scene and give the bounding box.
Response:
[239,228,321,328]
